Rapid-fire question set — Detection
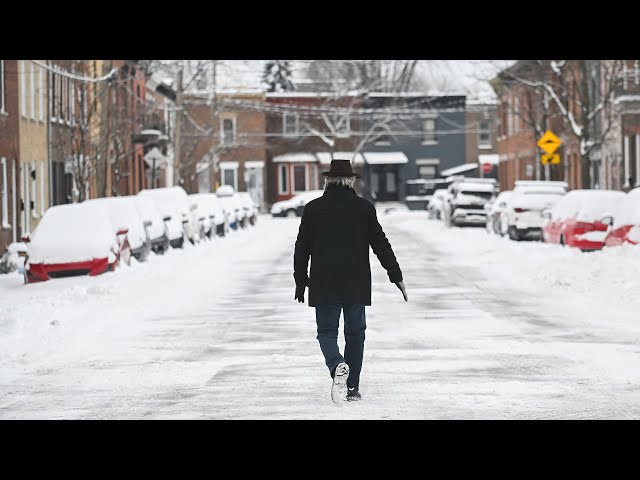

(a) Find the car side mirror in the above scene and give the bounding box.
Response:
[116,228,129,236]
[542,209,552,220]
[143,220,152,228]
[600,215,614,227]
[499,202,506,208]
[21,233,30,243]
[163,215,172,222]
[199,216,206,221]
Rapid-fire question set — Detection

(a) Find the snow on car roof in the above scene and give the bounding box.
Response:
[28,203,116,264]
[614,187,640,225]
[557,189,627,220]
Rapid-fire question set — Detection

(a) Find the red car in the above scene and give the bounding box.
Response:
[542,189,626,251]
[23,203,131,284]
[603,187,640,247]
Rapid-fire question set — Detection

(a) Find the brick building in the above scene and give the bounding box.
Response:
[265,92,362,205]
[465,100,499,180]
[17,60,49,235]
[0,60,20,247]
[180,92,267,209]
[494,61,581,191]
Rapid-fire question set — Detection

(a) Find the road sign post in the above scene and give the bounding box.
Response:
[537,130,562,169]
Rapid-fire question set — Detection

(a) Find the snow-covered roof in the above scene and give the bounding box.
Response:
[316,152,365,165]
[440,163,479,176]
[272,153,318,163]
[368,91,466,98]
[478,154,499,165]
[362,152,408,165]
[266,92,360,98]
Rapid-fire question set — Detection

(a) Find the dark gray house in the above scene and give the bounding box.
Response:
[360,94,466,204]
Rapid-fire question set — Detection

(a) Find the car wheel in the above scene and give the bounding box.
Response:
[559,234,565,246]
[508,226,520,241]
[286,209,298,218]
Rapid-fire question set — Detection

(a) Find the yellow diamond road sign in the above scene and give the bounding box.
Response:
[537,130,562,155]
[541,153,561,165]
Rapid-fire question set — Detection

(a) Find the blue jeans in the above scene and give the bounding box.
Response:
[315,303,366,390]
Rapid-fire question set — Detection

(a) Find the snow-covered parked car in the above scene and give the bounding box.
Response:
[134,195,170,254]
[542,189,626,251]
[86,196,151,262]
[138,187,194,248]
[603,187,640,247]
[271,190,324,218]
[190,193,228,238]
[236,192,259,226]
[426,189,450,220]
[502,188,566,241]
[444,179,496,227]
[216,186,246,230]
[485,190,512,235]
[22,203,131,283]
[0,242,28,274]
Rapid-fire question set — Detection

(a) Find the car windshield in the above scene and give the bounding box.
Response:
[459,191,493,200]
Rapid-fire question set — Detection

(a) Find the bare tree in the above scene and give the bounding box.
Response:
[499,60,623,188]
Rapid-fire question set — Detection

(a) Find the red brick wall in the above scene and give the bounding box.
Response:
[180,95,267,195]
[496,81,581,191]
[0,60,20,247]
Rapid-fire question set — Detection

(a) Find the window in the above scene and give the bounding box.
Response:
[514,97,520,132]
[20,61,26,117]
[40,160,45,215]
[279,164,288,194]
[293,165,307,193]
[385,171,397,193]
[283,113,298,136]
[38,65,44,122]
[30,62,35,120]
[623,61,628,90]
[136,84,141,99]
[370,172,379,194]
[1,158,9,228]
[335,114,350,136]
[0,60,6,114]
[220,162,238,190]
[31,161,38,218]
[223,169,236,189]
[70,81,75,123]
[418,165,437,179]
[422,118,437,143]
[374,135,391,146]
[479,120,492,148]
[221,117,235,145]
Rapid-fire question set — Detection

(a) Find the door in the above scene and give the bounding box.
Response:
[369,165,399,202]
[246,167,264,212]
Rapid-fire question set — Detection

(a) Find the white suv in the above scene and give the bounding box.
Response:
[502,181,567,241]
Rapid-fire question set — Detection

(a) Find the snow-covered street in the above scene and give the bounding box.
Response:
[1,211,640,419]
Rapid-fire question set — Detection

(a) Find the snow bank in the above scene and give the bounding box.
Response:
[28,204,116,264]
[394,212,640,327]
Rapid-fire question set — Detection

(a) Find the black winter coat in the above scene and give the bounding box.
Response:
[293,184,403,306]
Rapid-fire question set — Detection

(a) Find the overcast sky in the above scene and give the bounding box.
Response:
[160,60,513,100]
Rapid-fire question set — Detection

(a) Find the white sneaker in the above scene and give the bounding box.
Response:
[331,362,350,406]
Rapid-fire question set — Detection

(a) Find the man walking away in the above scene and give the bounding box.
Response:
[293,158,407,405]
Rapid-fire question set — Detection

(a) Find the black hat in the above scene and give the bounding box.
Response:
[321,159,361,178]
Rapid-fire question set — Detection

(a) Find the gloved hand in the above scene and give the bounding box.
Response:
[294,284,306,303]
[395,281,408,302]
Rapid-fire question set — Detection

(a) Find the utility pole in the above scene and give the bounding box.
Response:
[173,67,184,186]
